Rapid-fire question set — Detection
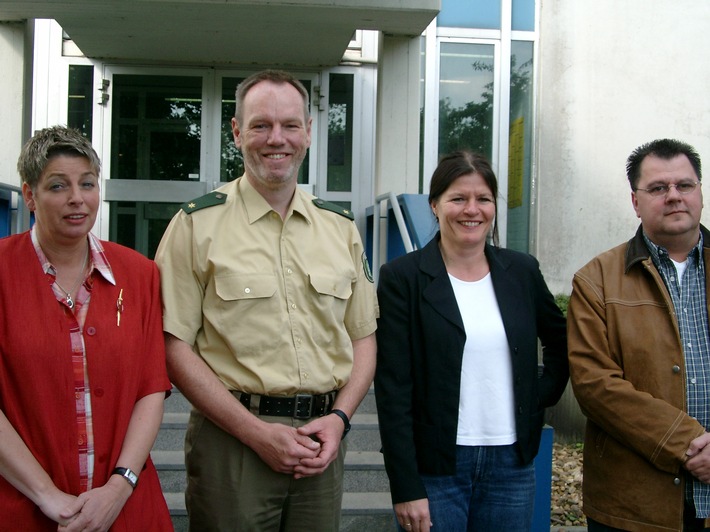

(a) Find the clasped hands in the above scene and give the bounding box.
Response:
[251,414,344,479]
[39,476,132,531]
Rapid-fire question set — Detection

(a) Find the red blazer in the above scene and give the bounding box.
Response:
[0,232,172,531]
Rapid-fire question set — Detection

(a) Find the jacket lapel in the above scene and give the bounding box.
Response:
[420,236,465,332]
[486,245,519,347]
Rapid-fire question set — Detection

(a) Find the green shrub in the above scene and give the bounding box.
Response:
[555,294,570,317]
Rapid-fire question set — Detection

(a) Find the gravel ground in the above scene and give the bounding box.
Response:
[551,442,586,527]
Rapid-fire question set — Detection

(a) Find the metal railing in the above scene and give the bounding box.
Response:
[371,192,414,285]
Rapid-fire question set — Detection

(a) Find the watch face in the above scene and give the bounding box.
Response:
[114,467,137,487]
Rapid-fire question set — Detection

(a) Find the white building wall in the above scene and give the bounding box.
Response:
[536,0,710,295]
[0,22,26,188]
[375,34,421,197]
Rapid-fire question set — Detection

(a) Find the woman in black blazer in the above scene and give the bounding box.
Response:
[374,151,568,532]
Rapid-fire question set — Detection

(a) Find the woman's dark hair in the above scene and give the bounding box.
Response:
[429,150,499,246]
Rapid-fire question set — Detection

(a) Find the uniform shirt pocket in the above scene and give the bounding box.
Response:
[307,273,353,348]
[308,274,353,300]
[215,274,278,301]
[208,274,283,355]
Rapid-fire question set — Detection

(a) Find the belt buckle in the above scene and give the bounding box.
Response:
[293,394,314,419]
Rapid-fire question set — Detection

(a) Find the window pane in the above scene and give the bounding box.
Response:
[439,0,501,30]
[67,65,93,138]
[506,41,534,252]
[438,42,495,160]
[111,75,202,181]
[221,77,311,184]
[512,0,535,31]
[220,77,245,182]
[109,75,202,258]
[327,73,353,192]
[145,202,182,259]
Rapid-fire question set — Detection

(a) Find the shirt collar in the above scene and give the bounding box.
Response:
[237,176,312,225]
[643,230,703,265]
[31,225,116,286]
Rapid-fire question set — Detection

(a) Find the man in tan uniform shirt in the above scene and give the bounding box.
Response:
[155,70,378,531]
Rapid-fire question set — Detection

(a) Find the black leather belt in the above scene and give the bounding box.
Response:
[235,391,336,419]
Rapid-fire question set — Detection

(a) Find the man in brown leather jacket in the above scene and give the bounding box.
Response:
[569,139,710,532]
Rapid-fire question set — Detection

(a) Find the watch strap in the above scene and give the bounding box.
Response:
[329,408,351,439]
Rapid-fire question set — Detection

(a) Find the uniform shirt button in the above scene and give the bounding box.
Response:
[86,326,96,336]
[674,477,681,485]
[244,287,251,294]
[94,387,104,397]
[672,365,681,374]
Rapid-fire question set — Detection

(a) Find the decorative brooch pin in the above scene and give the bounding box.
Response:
[116,289,124,327]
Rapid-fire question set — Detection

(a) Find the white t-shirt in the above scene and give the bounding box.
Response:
[671,258,688,285]
[449,273,517,446]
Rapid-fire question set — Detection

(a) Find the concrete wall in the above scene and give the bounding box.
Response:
[375,33,422,197]
[0,21,27,188]
[536,0,710,295]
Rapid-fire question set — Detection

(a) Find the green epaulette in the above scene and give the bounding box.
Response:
[181,191,227,214]
[312,198,354,220]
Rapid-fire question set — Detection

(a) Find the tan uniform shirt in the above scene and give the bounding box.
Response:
[155,177,378,396]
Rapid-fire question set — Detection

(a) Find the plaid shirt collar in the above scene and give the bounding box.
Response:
[31,226,116,286]
[642,229,703,267]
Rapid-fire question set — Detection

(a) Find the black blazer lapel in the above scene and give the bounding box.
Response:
[486,245,523,349]
[420,236,465,332]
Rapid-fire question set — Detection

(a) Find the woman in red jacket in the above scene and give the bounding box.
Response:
[0,126,173,531]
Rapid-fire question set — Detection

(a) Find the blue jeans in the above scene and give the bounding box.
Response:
[405,444,535,532]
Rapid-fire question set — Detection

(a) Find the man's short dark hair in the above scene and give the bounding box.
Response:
[626,138,702,189]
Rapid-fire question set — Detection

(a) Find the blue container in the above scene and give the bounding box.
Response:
[365,194,437,267]
[533,425,555,531]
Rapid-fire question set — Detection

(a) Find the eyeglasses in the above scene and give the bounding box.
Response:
[634,181,701,197]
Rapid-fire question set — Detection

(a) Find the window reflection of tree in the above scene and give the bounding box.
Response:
[437,56,532,160]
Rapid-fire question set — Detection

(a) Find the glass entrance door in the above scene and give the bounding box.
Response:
[96,66,371,258]
[103,70,208,258]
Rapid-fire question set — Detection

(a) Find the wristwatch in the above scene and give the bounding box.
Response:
[112,467,139,489]
[329,409,351,439]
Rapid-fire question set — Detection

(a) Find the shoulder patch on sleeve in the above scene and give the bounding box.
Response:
[312,198,354,220]
[181,191,227,214]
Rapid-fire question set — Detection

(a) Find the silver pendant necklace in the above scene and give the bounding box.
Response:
[55,245,89,310]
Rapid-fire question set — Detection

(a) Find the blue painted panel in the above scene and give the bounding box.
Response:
[512,0,535,31]
[439,0,501,29]
[366,194,437,270]
[0,198,9,238]
[533,425,554,530]
[397,194,437,250]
